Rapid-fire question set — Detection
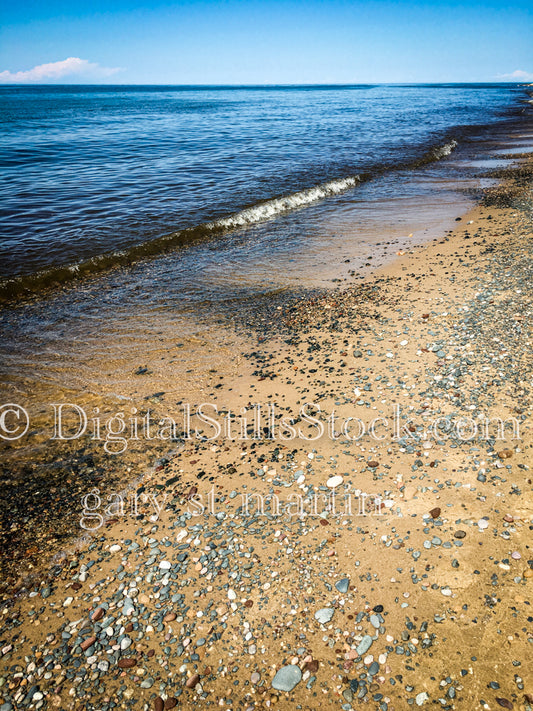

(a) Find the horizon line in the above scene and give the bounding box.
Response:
[0,80,529,87]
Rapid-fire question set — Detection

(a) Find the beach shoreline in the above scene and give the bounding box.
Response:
[0,147,531,709]
[1,124,520,595]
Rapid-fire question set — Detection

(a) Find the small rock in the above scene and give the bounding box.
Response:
[356,635,373,656]
[80,636,96,651]
[415,691,429,706]
[498,450,513,459]
[186,674,200,689]
[315,608,334,624]
[272,665,302,692]
[91,606,105,622]
[304,659,319,673]
[335,578,349,593]
[118,658,136,669]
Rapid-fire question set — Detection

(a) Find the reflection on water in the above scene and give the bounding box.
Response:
[0,129,530,409]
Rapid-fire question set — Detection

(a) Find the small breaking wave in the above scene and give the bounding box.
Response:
[0,137,460,304]
[430,139,458,160]
[211,176,361,229]
[0,176,363,303]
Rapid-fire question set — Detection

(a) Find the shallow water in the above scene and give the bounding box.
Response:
[1,118,532,410]
[0,83,528,286]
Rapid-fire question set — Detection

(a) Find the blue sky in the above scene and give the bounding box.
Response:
[0,0,532,84]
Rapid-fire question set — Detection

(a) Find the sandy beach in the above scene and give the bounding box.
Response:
[0,151,531,710]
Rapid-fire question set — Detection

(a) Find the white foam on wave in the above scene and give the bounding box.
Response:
[431,139,458,160]
[210,175,361,230]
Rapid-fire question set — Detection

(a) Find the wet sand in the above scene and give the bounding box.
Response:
[0,157,532,710]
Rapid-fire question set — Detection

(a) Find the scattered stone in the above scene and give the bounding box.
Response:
[335,578,349,593]
[185,674,200,689]
[91,606,105,622]
[315,608,334,624]
[356,635,373,656]
[117,658,136,669]
[272,665,302,692]
[415,691,429,706]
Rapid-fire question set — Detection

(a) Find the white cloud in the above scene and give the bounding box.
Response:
[495,69,533,82]
[0,57,122,83]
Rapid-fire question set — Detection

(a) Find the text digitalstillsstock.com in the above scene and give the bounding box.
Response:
[0,402,521,452]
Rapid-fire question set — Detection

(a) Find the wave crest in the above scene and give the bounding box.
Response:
[210,175,361,230]
[430,139,458,160]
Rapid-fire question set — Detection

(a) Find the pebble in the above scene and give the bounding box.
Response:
[117,658,136,669]
[272,665,302,692]
[415,691,429,706]
[369,614,381,629]
[315,608,335,624]
[80,636,96,651]
[91,606,105,622]
[335,578,350,593]
[356,635,373,656]
[185,674,200,689]
[368,661,380,675]
[327,475,343,488]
